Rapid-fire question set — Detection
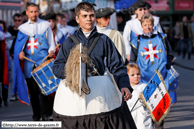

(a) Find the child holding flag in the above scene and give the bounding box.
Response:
[126,63,153,129]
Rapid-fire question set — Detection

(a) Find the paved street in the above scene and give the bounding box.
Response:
[164,65,194,129]
[0,55,194,129]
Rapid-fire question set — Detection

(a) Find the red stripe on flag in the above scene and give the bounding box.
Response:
[152,93,171,121]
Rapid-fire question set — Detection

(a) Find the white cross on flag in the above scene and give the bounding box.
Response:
[27,37,39,55]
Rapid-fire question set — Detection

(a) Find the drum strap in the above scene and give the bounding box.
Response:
[69,33,102,55]
[157,32,167,54]
[22,36,29,51]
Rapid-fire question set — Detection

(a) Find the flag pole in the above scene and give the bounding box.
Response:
[131,98,139,112]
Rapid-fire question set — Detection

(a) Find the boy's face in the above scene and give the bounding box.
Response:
[76,10,95,32]
[61,18,67,27]
[128,68,141,86]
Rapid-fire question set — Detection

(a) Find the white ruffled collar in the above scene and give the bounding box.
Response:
[143,32,153,38]
[18,18,50,36]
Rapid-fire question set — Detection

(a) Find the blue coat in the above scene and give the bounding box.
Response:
[52,27,133,91]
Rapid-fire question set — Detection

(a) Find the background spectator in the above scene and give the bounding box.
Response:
[172,22,180,54]
[179,16,193,59]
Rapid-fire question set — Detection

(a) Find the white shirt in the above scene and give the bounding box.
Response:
[55,28,64,44]
[57,23,75,37]
[65,25,76,35]
[96,26,111,36]
[18,18,55,53]
[127,82,152,129]
[82,27,95,38]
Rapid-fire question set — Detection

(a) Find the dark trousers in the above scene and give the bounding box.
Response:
[0,84,8,105]
[26,77,49,119]
[180,38,192,59]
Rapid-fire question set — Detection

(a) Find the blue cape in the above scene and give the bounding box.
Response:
[13,31,30,105]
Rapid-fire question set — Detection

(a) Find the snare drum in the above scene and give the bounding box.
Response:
[31,59,60,95]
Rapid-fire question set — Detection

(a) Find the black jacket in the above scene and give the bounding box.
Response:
[52,27,133,92]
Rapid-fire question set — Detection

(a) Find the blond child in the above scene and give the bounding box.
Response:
[126,63,153,129]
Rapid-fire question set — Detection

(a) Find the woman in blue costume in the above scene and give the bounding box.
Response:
[130,14,174,129]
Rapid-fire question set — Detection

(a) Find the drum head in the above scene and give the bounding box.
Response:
[32,58,54,73]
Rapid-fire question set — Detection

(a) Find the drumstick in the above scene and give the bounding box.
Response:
[23,56,36,64]
[39,44,60,65]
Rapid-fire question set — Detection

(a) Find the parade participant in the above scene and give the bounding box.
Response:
[41,12,66,119]
[126,63,152,129]
[57,14,76,36]
[42,12,66,47]
[123,1,163,62]
[13,3,55,121]
[52,2,137,128]
[56,13,63,25]
[0,21,12,107]
[0,26,9,107]
[8,13,24,101]
[130,14,174,129]
[96,7,126,64]
[56,14,69,37]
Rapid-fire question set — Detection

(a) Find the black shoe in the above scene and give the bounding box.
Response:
[33,116,40,121]
[4,101,8,106]
[49,115,53,121]
[42,116,49,121]
[10,95,18,101]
